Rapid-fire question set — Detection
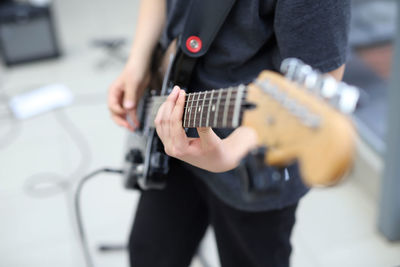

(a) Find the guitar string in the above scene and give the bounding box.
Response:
[146,90,246,103]
[145,109,245,127]
[144,97,248,110]
[146,96,247,105]
[144,97,248,112]
[145,87,248,105]
[146,109,244,119]
[144,102,247,119]
[152,114,243,128]
[147,113,241,121]
[144,103,245,126]
[144,95,248,113]
[145,100,248,110]
[143,90,248,124]
[146,105,243,118]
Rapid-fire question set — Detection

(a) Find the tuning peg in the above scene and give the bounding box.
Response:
[281,58,303,80]
[280,58,360,115]
[303,69,323,93]
[293,64,313,84]
[319,75,338,99]
[337,84,360,114]
[282,59,323,94]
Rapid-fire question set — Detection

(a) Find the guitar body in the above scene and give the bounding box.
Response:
[124,38,197,190]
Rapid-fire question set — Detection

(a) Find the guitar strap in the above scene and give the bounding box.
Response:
[180,0,236,58]
[168,0,236,89]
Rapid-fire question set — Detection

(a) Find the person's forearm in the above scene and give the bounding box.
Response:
[128,0,166,67]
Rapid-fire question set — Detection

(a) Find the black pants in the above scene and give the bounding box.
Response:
[129,162,298,267]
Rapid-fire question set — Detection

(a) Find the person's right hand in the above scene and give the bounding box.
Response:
[107,61,151,131]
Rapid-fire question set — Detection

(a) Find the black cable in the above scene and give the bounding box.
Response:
[0,77,213,267]
[74,168,124,267]
[12,102,126,267]
[8,91,129,266]
[75,168,213,267]
[0,60,136,266]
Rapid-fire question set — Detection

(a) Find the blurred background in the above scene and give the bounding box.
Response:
[0,0,399,266]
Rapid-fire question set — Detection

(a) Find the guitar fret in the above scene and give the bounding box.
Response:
[209,91,217,127]
[188,93,194,127]
[233,85,245,127]
[193,92,201,127]
[199,91,207,127]
[183,93,190,128]
[206,90,214,127]
[223,89,232,127]
[214,90,223,127]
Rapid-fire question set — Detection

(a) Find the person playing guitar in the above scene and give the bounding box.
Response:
[108,0,350,266]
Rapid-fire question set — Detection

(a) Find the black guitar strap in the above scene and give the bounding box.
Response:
[180,0,236,58]
[169,0,236,87]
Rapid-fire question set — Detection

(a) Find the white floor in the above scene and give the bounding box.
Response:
[1,1,399,267]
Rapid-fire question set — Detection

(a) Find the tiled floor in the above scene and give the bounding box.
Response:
[1,1,400,267]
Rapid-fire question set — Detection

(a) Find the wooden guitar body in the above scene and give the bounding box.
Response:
[243,71,356,186]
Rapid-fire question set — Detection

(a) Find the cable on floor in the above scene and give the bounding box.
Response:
[74,168,124,267]
[24,109,92,197]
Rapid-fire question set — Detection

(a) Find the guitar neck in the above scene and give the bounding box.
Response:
[146,85,247,129]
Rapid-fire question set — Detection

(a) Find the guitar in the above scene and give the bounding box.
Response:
[123,40,359,190]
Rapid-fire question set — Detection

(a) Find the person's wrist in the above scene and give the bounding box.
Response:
[128,45,153,68]
[125,57,144,71]
[126,54,151,75]
[122,58,147,82]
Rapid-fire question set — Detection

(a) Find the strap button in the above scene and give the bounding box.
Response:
[186,36,202,53]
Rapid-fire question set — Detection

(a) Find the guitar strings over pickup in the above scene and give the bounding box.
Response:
[254,79,321,129]
[280,58,360,114]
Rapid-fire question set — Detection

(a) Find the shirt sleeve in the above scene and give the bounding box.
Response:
[273,0,350,73]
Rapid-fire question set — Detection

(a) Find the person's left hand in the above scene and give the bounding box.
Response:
[154,85,258,173]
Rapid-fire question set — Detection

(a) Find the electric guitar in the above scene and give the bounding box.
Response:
[123,41,359,191]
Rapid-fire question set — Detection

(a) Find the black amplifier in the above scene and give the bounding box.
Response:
[0,2,61,66]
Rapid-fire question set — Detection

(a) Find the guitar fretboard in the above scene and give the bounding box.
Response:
[145,85,247,129]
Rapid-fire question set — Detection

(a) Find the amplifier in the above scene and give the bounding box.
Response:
[0,2,61,66]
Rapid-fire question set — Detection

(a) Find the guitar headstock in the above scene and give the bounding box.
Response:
[242,59,359,187]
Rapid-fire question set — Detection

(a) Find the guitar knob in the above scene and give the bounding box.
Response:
[124,149,145,189]
[125,149,144,164]
[135,164,144,175]
[150,152,170,174]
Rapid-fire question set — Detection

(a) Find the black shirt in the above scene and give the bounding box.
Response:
[161,0,350,88]
[160,0,350,211]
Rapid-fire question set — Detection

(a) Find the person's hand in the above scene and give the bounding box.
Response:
[155,86,259,172]
[108,61,151,131]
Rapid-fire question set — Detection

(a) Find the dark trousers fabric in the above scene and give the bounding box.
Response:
[128,162,298,267]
